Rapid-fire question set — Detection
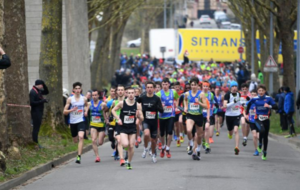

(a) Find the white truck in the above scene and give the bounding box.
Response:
[149,29,176,59]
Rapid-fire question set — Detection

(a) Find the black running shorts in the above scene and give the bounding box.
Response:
[249,123,258,131]
[90,126,106,132]
[142,122,158,139]
[203,115,215,127]
[159,117,174,137]
[186,114,203,127]
[119,125,137,135]
[70,121,86,137]
[225,116,240,131]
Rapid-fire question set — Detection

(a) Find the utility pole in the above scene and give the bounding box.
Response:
[296,0,300,125]
[164,0,166,28]
[251,0,255,74]
[269,1,274,94]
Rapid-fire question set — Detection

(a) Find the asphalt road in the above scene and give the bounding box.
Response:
[18,126,300,190]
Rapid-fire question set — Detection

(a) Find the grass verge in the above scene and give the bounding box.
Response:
[0,128,92,183]
[269,112,300,135]
[121,48,140,56]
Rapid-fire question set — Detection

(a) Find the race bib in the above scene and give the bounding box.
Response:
[92,116,101,123]
[146,111,156,119]
[164,106,172,113]
[231,106,240,112]
[250,110,255,116]
[240,98,247,104]
[124,115,135,124]
[189,103,199,111]
[258,115,269,121]
[202,109,207,113]
[73,109,83,115]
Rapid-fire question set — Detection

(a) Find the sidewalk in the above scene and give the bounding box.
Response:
[269,133,300,148]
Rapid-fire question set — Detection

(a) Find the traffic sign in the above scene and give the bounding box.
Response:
[238,47,244,54]
[263,55,278,72]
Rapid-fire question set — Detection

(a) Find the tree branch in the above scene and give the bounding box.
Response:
[254,0,279,17]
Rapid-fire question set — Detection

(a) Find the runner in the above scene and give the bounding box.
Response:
[89,90,107,162]
[178,83,191,144]
[223,81,242,155]
[202,81,215,154]
[240,83,251,146]
[246,85,278,160]
[105,86,117,157]
[173,81,183,147]
[156,78,180,158]
[215,87,224,136]
[184,77,208,160]
[112,87,144,169]
[134,87,142,148]
[244,89,260,156]
[113,85,126,166]
[155,81,163,150]
[137,81,164,163]
[63,82,88,164]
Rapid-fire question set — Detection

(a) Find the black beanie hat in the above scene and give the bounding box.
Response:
[35,79,44,85]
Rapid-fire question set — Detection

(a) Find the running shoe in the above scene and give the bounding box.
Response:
[209,138,214,144]
[284,134,294,138]
[253,150,259,156]
[197,151,201,160]
[142,149,148,158]
[187,146,193,155]
[173,135,178,141]
[257,145,262,153]
[111,142,115,149]
[205,143,211,154]
[158,142,162,150]
[149,150,152,156]
[242,138,247,146]
[152,154,157,163]
[137,136,142,144]
[160,148,165,158]
[127,163,132,170]
[166,150,171,158]
[261,151,267,161]
[135,141,139,148]
[111,151,116,157]
[75,155,81,164]
[120,159,125,166]
[114,155,120,161]
[192,153,200,161]
[180,136,184,143]
[216,132,220,136]
[234,147,239,155]
[228,134,232,139]
[95,156,100,162]
[176,140,181,147]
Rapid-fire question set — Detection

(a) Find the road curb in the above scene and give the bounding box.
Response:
[269,133,300,148]
[0,138,108,190]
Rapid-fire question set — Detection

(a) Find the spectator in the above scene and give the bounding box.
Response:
[258,70,264,84]
[249,73,258,92]
[0,47,11,69]
[284,87,296,138]
[276,87,288,132]
[29,79,49,148]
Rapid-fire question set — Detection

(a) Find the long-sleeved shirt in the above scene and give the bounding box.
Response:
[29,85,49,112]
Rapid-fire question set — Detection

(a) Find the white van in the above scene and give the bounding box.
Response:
[214,11,226,20]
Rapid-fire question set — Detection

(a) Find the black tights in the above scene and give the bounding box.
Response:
[31,111,43,144]
[256,119,270,152]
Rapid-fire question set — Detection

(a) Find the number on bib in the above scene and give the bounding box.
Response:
[258,115,269,121]
[92,116,101,123]
[164,106,172,113]
[124,115,135,124]
[146,111,156,119]
[189,103,199,111]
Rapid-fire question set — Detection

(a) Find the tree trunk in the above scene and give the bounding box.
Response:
[272,32,280,91]
[39,0,64,130]
[3,0,31,145]
[65,0,91,93]
[280,28,295,93]
[0,0,9,153]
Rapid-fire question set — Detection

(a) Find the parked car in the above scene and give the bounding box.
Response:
[214,11,226,20]
[230,23,241,29]
[199,15,211,25]
[127,38,141,48]
[220,21,231,29]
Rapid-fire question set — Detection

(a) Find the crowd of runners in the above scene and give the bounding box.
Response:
[63,57,280,170]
